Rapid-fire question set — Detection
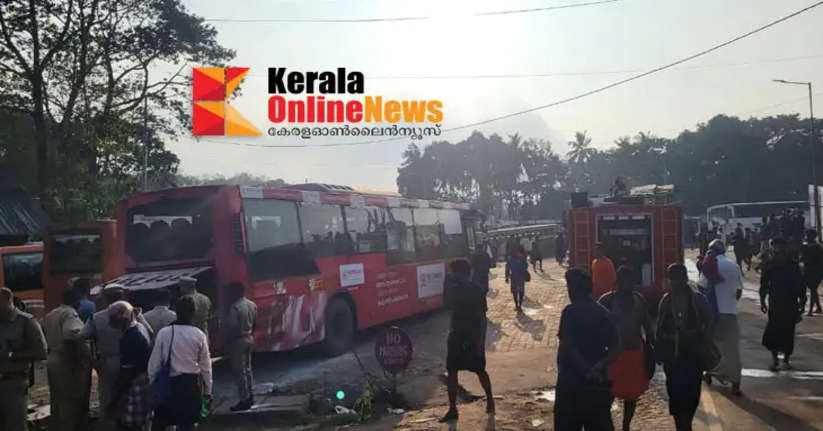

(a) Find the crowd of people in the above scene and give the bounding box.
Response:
[0,276,257,431]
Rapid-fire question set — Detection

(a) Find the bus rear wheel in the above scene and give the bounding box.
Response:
[323,297,355,357]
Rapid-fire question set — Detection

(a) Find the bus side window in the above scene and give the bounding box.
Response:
[387,208,416,265]
[243,199,315,281]
[344,207,387,254]
[440,209,468,258]
[298,203,346,258]
[412,208,445,261]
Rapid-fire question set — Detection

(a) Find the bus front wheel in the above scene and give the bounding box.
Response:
[323,297,355,357]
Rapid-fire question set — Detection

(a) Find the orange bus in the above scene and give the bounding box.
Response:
[0,244,45,317]
[42,220,123,312]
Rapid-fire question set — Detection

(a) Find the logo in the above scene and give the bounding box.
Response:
[192,67,261,136]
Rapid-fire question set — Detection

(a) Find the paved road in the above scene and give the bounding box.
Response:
[211,255,823,430]
[686,254,823,431]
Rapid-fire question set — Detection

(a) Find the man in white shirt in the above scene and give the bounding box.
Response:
[699,239,744,396]
[148,296,212,431]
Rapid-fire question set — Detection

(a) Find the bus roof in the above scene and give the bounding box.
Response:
[706,200,806,211]
[128,185,472,211]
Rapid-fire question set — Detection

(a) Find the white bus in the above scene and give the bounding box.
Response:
[706,200,808,240]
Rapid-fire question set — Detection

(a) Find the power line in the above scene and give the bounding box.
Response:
[203,0,618,23]
[197,0,823,149]
[243,53,823,81]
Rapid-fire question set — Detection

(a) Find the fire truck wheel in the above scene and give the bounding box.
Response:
[323,297,355,357]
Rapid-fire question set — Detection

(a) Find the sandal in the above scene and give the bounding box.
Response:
[439,410,459,423]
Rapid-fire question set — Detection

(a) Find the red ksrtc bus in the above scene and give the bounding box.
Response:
[567,198,682,305]
[96,184,481,355]
[42,220,123,312]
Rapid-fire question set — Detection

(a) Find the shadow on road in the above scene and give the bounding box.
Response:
[515,310,546,342]
[727,395,820,431]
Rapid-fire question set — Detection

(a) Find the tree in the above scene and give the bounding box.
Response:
[0,0,234,198]
[174,173,288,188]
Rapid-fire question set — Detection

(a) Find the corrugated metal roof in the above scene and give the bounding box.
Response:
[0,188,49,239]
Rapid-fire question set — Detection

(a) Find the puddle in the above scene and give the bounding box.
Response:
[787,396,823,401]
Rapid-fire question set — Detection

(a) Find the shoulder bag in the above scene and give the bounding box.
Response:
[150,326,175,408]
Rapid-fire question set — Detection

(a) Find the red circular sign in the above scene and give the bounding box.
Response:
[375,326,413,374]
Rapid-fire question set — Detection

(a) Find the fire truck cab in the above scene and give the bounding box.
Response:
[566,185,683,306]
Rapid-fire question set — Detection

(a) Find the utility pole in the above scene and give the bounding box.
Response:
[143,97,149,192]
[774,79,819,232]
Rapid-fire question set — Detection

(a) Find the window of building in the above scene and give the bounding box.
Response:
[2,252,43,293]
[387,207,416,264]
[243,199,316,280]
[298,203,347,257]
[344,206,387,254]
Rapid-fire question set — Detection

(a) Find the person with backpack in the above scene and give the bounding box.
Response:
[657,264,715,431]
[505,245,530,312]
[598,266,655,431]
[148,296,212,431]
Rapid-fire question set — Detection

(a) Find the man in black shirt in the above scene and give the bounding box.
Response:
[555,268,620,431]
[801,229,823,316]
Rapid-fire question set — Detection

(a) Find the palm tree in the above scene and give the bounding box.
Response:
[566,131,596,164]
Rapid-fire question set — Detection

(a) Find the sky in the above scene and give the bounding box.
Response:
[166,0,823,191]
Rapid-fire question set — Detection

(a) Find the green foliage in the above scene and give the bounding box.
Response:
[0,0,234,219]
[397,114,821,219]
[352,382,373,421]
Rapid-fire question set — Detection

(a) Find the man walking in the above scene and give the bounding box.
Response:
[43,288,92,431]
[505,246,529,312]
[801,229,823,316]
[599,266,654,431]
[179,276,212,336]
[108,301,153,431]
[761,237,806,371]
[440,260,494,422]
[0,287,47,431]
[554,268,619,431]
[700,240,744,396]
[144,289,177,333]
[224,282,258,412]
[82,284,152,431]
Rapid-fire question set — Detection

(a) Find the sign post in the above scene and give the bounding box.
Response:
[375,326,413,397]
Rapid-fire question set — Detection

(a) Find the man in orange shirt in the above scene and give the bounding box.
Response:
[591,243,617,300]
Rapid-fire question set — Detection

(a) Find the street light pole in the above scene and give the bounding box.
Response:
[774,79,819,233]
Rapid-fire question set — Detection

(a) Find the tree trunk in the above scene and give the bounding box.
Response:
[31,74,49,196]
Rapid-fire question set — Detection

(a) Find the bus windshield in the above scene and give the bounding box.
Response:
[126,198,213,262]
[49,233,102,273]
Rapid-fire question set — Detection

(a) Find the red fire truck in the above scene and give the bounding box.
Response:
[566,185,683,305]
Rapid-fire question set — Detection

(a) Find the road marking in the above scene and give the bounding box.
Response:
[742,368,823,380]
[700,389,724,431]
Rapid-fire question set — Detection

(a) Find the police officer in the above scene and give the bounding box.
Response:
[81,283,152,431]
[0,287,47,431]
[224,282,257,412]
[179,276,212,336]
[43,288,92,431]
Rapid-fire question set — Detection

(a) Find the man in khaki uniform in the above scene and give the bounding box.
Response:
[43,288,92,431]
[224,282,257,412]
[81,284,152,431]
[0,287,47,431]
[179,276,212,336]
